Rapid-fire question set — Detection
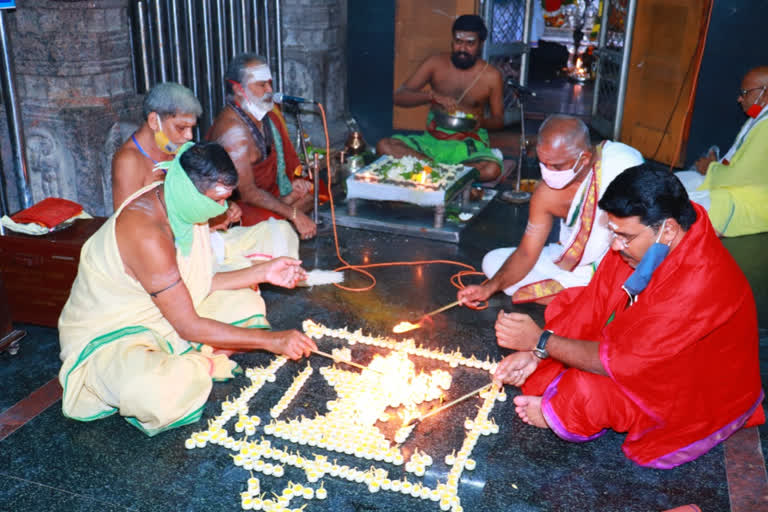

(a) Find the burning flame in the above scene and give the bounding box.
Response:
[393,321,421,334]
[415,165,432,185]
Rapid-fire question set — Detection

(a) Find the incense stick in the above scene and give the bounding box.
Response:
[408,383,493,426]
[424,299,461,318]
[311,349,384,375]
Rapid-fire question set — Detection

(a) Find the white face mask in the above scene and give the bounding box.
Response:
[539,151,584,189]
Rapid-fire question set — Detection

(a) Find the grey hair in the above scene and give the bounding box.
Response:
[142,82,202,120]
[224,53,269,100]
[538,114,591,154]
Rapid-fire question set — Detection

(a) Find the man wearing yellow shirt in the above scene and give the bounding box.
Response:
[678,66,768,236]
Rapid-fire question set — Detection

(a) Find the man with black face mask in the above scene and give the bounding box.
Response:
[376,14,504,182]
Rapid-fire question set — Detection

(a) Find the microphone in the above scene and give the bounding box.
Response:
[272,92,317,105]
[505,79,536,97]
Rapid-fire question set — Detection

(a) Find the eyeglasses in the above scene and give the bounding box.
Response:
[609,226,650,250]
[738,85,766,97]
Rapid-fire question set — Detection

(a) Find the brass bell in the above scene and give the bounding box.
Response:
[344,131,367,156]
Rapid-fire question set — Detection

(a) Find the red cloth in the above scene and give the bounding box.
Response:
[231,108,330,226]
[237,109,303,226]
[11,197,83,228]
[522,202,764,468]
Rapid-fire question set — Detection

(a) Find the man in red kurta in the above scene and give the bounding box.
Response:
[207,53,317,240]
[493,165,764,468]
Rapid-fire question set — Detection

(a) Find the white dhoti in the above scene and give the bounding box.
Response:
[484,141,644,300]
[483,244,598,296]
[210,217,299,272]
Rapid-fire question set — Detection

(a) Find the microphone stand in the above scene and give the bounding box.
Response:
[501,86,532,204]
[291,102,326,232]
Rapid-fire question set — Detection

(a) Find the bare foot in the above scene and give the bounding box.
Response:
[513,395,549,429]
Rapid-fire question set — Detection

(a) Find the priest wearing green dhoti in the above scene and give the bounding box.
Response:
[376,14,504,182]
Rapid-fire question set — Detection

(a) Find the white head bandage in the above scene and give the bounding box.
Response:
[240,64,274,120]
[454,31,477,42]
[243,64,272,84]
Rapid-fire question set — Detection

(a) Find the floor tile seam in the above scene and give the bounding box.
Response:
[0,472,139,511]
[0,377,62,442]
[724,427,768,512]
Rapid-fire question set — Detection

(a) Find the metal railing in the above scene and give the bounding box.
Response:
[128,0,283,134]
[481,0,534,122]
[591,0,638,140]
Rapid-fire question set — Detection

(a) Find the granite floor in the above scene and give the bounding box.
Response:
[1,190,767,512]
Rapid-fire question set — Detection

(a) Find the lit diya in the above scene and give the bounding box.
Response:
[392,300,460,333]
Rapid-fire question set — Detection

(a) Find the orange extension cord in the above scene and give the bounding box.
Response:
[315,103,487,310]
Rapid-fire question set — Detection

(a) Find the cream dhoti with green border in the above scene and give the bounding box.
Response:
[58,182,270,436]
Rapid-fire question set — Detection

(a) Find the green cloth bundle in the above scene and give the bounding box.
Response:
[156,142,228,255]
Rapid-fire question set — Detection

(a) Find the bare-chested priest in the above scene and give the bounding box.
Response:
[458,114,643,306]
[376,14,504,182]
[59,142,317,436]
[111,82,299,270]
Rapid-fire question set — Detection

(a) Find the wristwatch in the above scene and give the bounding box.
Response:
[533,330,554,359]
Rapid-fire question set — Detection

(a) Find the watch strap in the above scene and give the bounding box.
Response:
[534,329,554,359]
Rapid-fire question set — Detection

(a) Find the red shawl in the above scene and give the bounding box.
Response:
[238,108,303,225]
[523,202,764,466]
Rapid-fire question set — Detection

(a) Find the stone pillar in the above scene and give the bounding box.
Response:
[0,0,141,215]
[280,0,348,147]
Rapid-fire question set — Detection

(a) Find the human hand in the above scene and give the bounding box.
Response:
[495,311,542,351]
[293,211,317,240]
[267,330,317,360]
[264,257,307,288]
[458,284,492,307]
[432,93,458,113]
[208,202,242,231]
[292,179,314,197]
[694,149,717,175]
[493,351,539,387]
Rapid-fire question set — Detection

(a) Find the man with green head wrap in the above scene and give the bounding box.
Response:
[58,142,317,437]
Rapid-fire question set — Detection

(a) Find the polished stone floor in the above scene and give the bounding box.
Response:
[1,192,767,511]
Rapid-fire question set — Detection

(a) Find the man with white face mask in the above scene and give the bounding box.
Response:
[676,65,768,237]
[458,114,643,306]
[208,53,317,241]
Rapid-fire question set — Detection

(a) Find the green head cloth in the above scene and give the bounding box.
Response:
[156,142,227,256]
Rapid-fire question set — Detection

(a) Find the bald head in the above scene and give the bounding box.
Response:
[744,66,768,84]
[538,114,591,157]
[739,66,768,114]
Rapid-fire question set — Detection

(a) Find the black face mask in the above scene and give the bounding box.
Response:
[451,51,477,70]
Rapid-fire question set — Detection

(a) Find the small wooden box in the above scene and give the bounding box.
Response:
[0,218,105,327]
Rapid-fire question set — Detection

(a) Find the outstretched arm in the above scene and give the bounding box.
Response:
[118,218,315,359]
[458,186,553,305]
[211,256,307,291]
[495,312,606,376]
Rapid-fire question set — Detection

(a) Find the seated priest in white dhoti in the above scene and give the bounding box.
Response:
[58,142,317,437]
[676,65,768,237]
[458,114,644,306]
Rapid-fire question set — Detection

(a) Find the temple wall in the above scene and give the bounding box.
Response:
[0,0,348,215]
